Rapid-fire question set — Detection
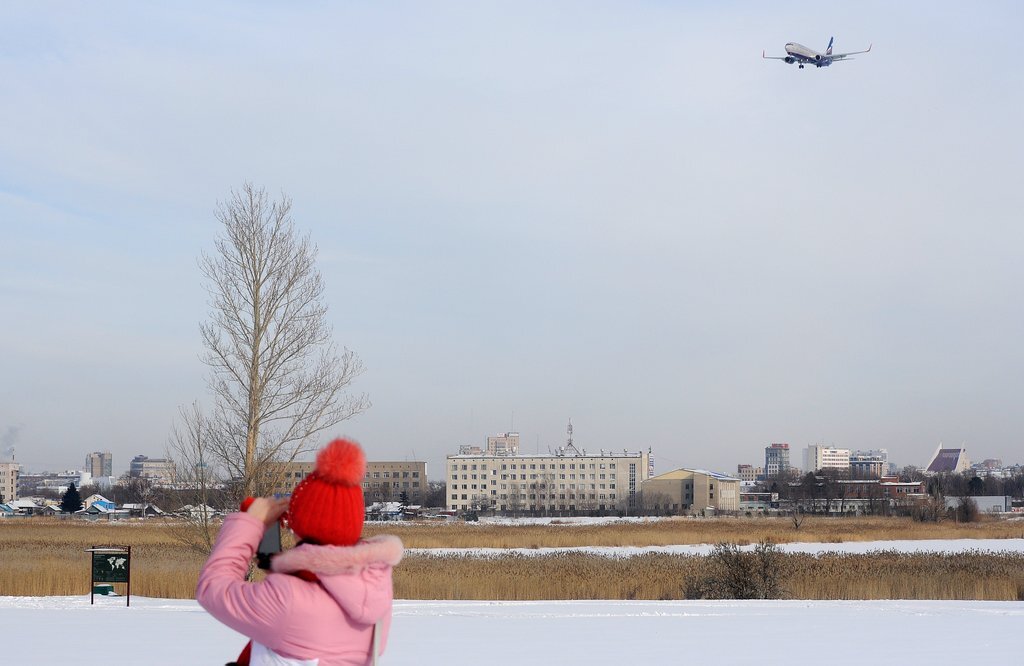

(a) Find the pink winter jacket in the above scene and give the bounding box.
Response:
[197,513,403,666]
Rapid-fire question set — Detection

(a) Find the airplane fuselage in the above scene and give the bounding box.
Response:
[784,42,833,67]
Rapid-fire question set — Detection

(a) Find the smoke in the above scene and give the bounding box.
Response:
[2,425,21,460]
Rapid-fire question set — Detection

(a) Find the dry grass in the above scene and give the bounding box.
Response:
[394,551,1024,601]
[364,515,1024,548]
[2,516,1021,600]
[0,518,205,598]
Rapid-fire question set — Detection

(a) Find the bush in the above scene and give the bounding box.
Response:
[952,497,979,523]
[686,540,784,599]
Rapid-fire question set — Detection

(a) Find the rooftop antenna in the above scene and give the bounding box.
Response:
[567,418,573,448]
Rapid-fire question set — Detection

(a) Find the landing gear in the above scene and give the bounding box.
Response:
[798,64,804,69]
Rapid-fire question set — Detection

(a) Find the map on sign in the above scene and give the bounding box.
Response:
[91,551,130,583]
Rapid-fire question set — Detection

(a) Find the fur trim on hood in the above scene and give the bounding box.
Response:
[271,534,403,576]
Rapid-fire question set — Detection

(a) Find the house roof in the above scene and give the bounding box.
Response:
[648,468,740,482]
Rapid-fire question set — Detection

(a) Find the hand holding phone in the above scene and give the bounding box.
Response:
[242,497,289,570]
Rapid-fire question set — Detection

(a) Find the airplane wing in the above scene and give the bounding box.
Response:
[829,44,872,60]
[762,50,791,61]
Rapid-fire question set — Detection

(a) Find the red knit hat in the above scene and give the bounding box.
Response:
[287,438,366,546]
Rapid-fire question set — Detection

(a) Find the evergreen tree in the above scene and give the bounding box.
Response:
[61,482,83,514]
[399,490,410,509]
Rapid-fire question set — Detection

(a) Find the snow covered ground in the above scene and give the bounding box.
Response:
[3,594,1022,664]
[5,539,1022,663]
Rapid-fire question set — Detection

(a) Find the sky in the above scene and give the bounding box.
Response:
[3,2,1023,480]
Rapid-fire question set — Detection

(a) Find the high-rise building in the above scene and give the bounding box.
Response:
[85,451,113,478]
[764,443,790,477]
[0,462,18,503]
[803,445,851,473]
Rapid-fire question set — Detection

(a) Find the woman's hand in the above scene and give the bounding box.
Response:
[245,497,289,526]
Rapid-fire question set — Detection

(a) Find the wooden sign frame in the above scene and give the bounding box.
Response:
[85,546,132,607]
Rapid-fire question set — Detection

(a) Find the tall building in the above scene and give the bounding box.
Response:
[85,451,113,478]
[764,443,790,477]
[803,445,851,473]
[447,443,651,514]
[0,462,18,503]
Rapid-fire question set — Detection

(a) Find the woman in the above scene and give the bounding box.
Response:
[197,439,403,665]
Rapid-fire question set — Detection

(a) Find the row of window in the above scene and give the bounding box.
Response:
[451,493,617,501]
[451,472,612,481]
[452,483,616,491]
[366,471,420,479]
[451,462,618,472]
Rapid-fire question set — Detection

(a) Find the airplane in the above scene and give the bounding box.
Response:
[762,37,871,69]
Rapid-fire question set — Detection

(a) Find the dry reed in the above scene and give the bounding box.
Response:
[364,515,1024,548]
[395,551,1024,601]
[3,516,1021,600]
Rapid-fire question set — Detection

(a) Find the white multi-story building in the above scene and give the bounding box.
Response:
[0,462,18,503]
[447,443,651,514]
[803,445,851,473]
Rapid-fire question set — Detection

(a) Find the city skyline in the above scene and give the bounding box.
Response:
[4,2,1023,483]
[9,431,1013,482]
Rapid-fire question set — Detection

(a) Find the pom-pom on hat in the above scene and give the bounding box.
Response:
[287,438,366,547]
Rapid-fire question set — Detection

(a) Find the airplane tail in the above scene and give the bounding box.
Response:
[826,36,834,55]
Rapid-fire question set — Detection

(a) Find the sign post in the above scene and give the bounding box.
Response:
[86,546,131,607]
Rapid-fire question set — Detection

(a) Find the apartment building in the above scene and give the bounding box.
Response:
[363,461,428,503]
[736,464,762,483]
[642,469,740,514]
[0,462,18,503]
[804,445,851,473]
[849,450,888,479]
[447,444,652,514]
[764,443,791,477]
[129,455,176,486]
[260,460,428,504]
[85,451,113,478]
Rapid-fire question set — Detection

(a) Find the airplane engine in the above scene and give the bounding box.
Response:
[784,56,795,64]
[814,54,822,61]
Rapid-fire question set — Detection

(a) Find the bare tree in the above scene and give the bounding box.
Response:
[196,184,369,499]
[166,403,220,554]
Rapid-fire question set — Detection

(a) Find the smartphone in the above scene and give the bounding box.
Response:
[256,521,282,570]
